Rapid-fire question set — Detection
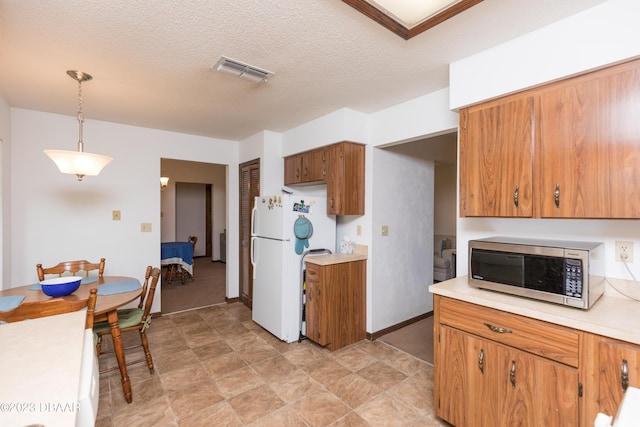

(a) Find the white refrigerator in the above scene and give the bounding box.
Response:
[251,194,336,343]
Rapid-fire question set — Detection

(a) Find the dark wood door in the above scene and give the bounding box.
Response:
[239,159,260,309]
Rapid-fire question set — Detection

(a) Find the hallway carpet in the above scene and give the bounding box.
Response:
[161,258,226,314]
[378,317,434,365]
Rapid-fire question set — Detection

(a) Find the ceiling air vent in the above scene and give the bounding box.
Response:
[212,57,274,83]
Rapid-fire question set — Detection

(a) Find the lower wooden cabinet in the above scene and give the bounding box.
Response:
[305,260,366,351]
[435,296,579,426]
[434,292,640,426]
[586,335,640,422]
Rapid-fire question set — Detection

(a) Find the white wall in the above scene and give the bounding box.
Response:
[372,143,434,332]
[0,96,9,288]
[8,108,239,311]
[450,0,640,109]
[239,130,284,197]
[450,0,640,291]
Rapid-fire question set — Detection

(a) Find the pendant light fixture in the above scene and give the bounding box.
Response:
[44,70,113,181]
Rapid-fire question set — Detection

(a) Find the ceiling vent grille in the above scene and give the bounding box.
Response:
[213,57,274,83]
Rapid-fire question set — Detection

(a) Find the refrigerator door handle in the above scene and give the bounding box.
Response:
[250,204,258,236]
[250,236,257,280]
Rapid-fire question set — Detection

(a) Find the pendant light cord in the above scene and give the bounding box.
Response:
[77,78,85,153]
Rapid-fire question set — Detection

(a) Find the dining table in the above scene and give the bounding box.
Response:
[161,241,194,280]
[0,275,143,404]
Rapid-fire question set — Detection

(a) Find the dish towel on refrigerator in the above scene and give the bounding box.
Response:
[294,216,313,254]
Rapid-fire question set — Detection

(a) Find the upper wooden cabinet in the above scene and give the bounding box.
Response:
[460,58,640,219]
[326,142,365,215]
[537,60,640,218]
[284,149,326,185]
[459,94,534,217]
[284,141,365,215]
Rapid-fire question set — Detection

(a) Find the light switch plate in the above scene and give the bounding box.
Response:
[141,223,152,232]
[112,210,121,221]
[381,225,389,236]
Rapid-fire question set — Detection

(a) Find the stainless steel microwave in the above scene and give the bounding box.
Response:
[468,237,605,309]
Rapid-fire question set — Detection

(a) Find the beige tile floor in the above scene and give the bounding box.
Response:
[95,303,450,427]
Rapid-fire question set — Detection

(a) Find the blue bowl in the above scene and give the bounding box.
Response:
[40,276,82,297]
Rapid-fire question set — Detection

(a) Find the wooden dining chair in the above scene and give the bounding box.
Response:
[94,266,160,374]
[36,258,106,282]
[166,237,196,284]
[0,288,98,327]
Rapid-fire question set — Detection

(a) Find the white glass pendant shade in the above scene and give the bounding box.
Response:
[44,149,113,180]
[45,70,112,181]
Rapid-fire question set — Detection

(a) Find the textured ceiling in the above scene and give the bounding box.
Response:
[0,0,605,141]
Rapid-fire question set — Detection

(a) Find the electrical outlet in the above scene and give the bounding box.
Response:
[381,225,389,236]
[615,241,634,262]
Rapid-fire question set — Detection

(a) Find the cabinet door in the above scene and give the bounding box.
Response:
[598,337,640,418]
[301,149,326,182]
[538,77,603,217]
[460,95,533,217]
[538,60,640,218]
[327,144,343,215]
[284,155,302,185]
[497,344,579,427]
[327,142,365,215]
[304,265,329,346]
[436,326,498,427]
[598,63,640,218]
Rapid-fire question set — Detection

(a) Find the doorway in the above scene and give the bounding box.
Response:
[160,158,227,313]
[239,159,260,309]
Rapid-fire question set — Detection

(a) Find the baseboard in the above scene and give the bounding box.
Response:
[225,296,239,304]
[366,311,434,341]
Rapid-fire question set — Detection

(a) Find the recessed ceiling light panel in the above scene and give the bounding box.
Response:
[212,57,274,83]
[369,0,459,28]
[343,0,483,40]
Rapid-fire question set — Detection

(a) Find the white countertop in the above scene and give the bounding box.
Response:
[0,310,86,427]
[304,253,368,266]
[430,276,640,345]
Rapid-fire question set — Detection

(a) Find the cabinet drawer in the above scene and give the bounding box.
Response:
[439,297,579,367]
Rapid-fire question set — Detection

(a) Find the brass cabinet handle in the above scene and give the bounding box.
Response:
[622,359,629,391]
[510,360,516,388]
[483,322,512,334]
[554,183,560,208]
[513,185,519,208]
[295,168,300,179]
[478,349,485,374]
[303,167,308,177]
